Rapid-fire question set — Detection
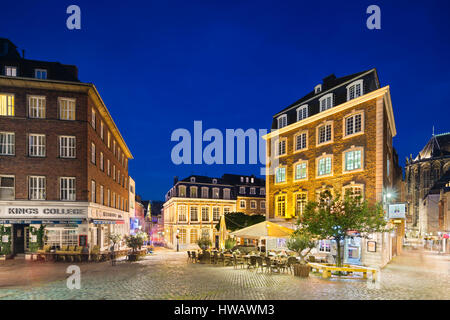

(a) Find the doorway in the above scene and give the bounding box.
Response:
[12,224,26,255]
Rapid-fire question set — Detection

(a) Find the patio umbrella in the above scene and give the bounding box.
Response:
[219,214,227,251]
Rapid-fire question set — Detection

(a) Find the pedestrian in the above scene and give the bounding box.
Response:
[110,243,116,266]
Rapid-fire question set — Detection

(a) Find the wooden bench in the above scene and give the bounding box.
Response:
[308,262,377,281]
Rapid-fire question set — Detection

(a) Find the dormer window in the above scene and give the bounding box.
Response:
[314,84,322,94]
[240,177,244,183]
[190,177,196,183]
[296,105,308,121]
[277,114,287,129]
[346,80,364,101]
[34,69,47,79]
[319,93,333,112]
[212,178,217,184]
[5,66,17,77]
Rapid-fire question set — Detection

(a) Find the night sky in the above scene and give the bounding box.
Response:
[2,0,450,200]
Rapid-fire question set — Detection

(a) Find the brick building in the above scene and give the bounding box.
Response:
[0,39,133,255]
[263,69,401,267]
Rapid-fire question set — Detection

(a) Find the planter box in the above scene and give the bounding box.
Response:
[293,264,310,277]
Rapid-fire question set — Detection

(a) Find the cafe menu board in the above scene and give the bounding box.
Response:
[78,235,87,247]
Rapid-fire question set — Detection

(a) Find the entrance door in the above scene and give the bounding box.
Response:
[13,224,25,255]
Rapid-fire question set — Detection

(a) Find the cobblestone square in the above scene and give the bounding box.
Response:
[0,249,449,300]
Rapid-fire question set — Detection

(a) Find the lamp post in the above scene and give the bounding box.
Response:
[176,229,180,252]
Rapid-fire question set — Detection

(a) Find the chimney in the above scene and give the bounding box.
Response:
[173,176,178,185]
[323,74,336,85]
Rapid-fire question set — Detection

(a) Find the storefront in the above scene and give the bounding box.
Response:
[89,205,127,250]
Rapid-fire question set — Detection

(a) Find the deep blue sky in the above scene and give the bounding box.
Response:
[2,0,450,200]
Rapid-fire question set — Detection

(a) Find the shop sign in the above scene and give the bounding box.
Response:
[0,206,86,219]
[91,209,124,220]
[0,220,83,225]
[388,203,406,219]
[367,241,377,252]
[2,235,8,243]
[92,220,123,225]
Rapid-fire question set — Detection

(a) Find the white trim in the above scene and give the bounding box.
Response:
[346,79,364,101]
[316,120,334,146]
[293,159,308,182]
[296,104,309,121]
[277,114,287,129]
[343,109,365,139]
[293,130,308,153]
[342,146,364,174]
[316,153,333,178]
[314,84,322,94]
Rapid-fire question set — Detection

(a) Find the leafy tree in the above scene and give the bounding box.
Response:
[125,231,148,253]
[197,236,212,250]
[286,230,316,265]
[298,190,388,267]
[225,238,236,250]
[108,233,122,248]
[215,212,265,232]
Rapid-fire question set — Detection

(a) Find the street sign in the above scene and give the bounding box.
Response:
[388,203,406,219]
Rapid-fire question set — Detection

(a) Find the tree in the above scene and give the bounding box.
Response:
[214,212,265,232]
[197,236,212,250]
[286,230,316,265]
[108,233,122,249]
[298,190,388,267]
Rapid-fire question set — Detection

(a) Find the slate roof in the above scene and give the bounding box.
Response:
[415,133,450,161]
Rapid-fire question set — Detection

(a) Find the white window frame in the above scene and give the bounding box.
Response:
[275,194,287,217]
[277,114,287,129]
[178,185,186,197]
[0,175,15,200]
[276,137,287,157]
[343,146,364,173]
[0,132,15,155]
[296,105,308,121]
[91,180,96,203]
[91,108,96,129]
[29,176,46,200]
[190,186,198,198]
[239,199,246,209]
[187,206,196,222]
[294,191,307,216]
[60,177,76,201]
[316,154,333,178]
[201,206,210,221]
[346,79,364,101]
[250,187,256,195]
[91,142,96,164]
[260,201,266,210]
[29,134,46,157]
[5,66,17,77]
[212,207,220,221]
[212,187,220,199]
[250,200,257,209]
[34,69,47,79]
[294,160,308,181]
[275,166,287,184]
[342,183,364,200]
[28,96,46,119]
[58,98,76,120]
[314,84,322,94]
[201,187,209,198]
[59,136,76,158]
[344,111,364,138]
[0,93,15,116]
[260,188,265,195]
[316,121,333,146]
[319,93,333,112]
[294,130,308,152]
[223,188,231,199]
[239,186,245,194]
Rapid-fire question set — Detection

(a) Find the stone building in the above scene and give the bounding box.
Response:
[263,68,401,267]
[405,133,450,236]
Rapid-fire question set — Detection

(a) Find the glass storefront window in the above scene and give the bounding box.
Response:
[45,228,78,248]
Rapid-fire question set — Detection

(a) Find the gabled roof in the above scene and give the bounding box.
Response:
[415,133,450,161]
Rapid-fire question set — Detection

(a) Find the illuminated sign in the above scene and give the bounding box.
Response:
[388,203,406,219]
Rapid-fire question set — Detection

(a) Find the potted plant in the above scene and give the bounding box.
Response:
[197,236,212,251]
[225,238,236,251]
[286,231,316,277]
[0,225,12,260]
[125,232,147,262]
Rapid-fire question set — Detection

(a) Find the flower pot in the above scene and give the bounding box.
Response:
[294,264,310,277]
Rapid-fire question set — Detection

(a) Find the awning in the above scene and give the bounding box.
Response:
[230,221,294,239]
[0,219,83,224]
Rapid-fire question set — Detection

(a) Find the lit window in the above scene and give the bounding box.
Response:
[0,94,14,116]
[34,69,47,79]
[201,187,209,198]
[295,161,307,180]
[100,152,104,170]
[29,134,46,157]
[347,80,363,101]
[295,192,307,216]
[190,186,197,198]
[319,93,333,112]
[178,185,186,197]
[317,123,332,144]
[345,113,363,136]
[277,139,286,156]
[277,115,287,129]
[100,185,104,205]
[213,207,220,221]
[29,176,46,200]
[91,143,96,164]
[275,167,286,183]
[0,132,14,155]
[240,200,246,209]
[297,105,308,121]
[250,200,257,209]
[91,180,96,202]
[276,194,286,217]
[344,149,362,171]
[59,98,76,120]
[59,136,76,158]
[100,121,104,140]
[201,207,210,221]
[60,177,76,201]
[212,188,220,199]
[190,229,198,244]
[5,66,17,77]
[187,206,195,221]
[0,176,15,200]
[317,156,332,176]
[91,108,96,129]
[295,132,307,151]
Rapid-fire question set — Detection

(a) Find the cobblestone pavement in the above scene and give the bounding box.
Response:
[0,249,449,300]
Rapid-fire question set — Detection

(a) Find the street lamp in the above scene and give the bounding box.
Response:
[176,229,180,252]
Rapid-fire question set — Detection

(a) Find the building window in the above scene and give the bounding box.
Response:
[314,84,322,94]
[213,207,220,221]
[297,105,308,121]
[294,161,308,180]
[201,187,208,198]
[0,132,14,155]
[29,134,46,157]
[275,194,286,217]
[295,132,307,151]
[346,80,363,101]
[277,114,287,129]
[190,229,198,244]
[276,138,287,156]
[188,206,196,222]
[224,207,231,215]
[295,192,307,216]
[344,148,363,172]
[319,93,333,112]
[250,187,256,195]
[343,184,364,200]
[28,96,45,118]
[201,207,210,221]
[178,185,186,197]
[240,177,244,183]
[212,188,220,199]
[29,176,45,200]
[260,188,265,195]
[0,94,14,116]
[239,200,246,209]
[317,155,332,177]
[212,178,217,184]
[107,159,111,176]
[59,98,76,120]
[112,192,116,208]
[91,108,96,129]
[107,131,111,148]
[5,66,17,77]
[60,177,76,201]
[190,186,197,198]
[317,123,332,145]
[34,69,47,79]
[0,176,14,200]
[261,201,266,210]
[91,180,96,203]
[223,188,231,199]
[239,186,245,194]
[275,167,286,183]
[59,136,76,158]
[91,143,96,164]
[345,113,363,136]
[107,189,110,206]
[100,121,104,140]
[100,152,104,170]
[250,200,257,209]
[100,185,104,205]
[190,177,196,183]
